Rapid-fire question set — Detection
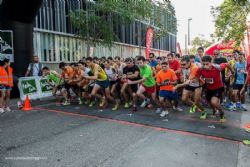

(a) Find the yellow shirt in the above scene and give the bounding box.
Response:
[90,64,107,81]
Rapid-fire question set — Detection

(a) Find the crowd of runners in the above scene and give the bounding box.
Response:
[41,47,250,123]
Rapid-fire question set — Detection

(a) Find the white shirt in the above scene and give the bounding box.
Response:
[28,63,43,76]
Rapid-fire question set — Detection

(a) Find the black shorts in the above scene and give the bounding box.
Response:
[130,84,138,93]
[206,87,224,102]
[184,85,201,91]
[233,84,244,90]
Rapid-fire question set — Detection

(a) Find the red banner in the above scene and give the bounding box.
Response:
[176,42,182,56]
[145,26,154,59]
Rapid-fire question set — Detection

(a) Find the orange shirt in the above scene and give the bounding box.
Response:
[156,69,177,91]
[61,66,74,79]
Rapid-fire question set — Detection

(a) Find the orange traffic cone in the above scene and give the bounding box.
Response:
[22,95,32,111]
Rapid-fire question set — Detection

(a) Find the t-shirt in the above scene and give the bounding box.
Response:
[61,66,74,80]
[47,71,63,86]
[28,63,43,76]
[156,69,177,91]
[90,63,107,81]
[182,63,199,87]
[235,61,246,85]
[196,63,227,90]
[123,65,140,81]
[139,64,156,87]
[169,59,181,80]
[149,60,158,68]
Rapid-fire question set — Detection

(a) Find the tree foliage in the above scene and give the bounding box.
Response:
[189,36,212,54]
[69,0,176,50]
[211,0,250,46]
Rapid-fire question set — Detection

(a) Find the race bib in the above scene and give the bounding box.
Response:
[203,78,214,84]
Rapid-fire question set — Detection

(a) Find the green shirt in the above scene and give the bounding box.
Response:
[140,64,155,87]
[47,72,63,86]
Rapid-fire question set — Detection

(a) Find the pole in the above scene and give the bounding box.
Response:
[185,34,187,54]
[188,18,192,54]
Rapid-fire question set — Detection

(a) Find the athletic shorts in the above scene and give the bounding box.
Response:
[159,90,178,101]
[141,84,156,94]
[184,85,201,91]
[206,87,224,102]
[233,84,244,90]
[96,79,110,89]
[130,84,138,93]
[0,85,11,90]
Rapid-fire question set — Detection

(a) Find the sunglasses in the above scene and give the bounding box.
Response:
[180,63,186,66]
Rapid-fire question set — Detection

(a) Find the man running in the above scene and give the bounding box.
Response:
[127,56,159,112]
[83,57,118,110]
[156,61,179,117]
[196,55,234,122]
[174,56,203,114]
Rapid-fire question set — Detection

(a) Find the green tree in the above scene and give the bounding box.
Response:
[69,0,176,56]
[211,0,250,46]
[189,36,212,54]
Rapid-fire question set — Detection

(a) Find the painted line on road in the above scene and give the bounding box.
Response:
[35,107,240,144]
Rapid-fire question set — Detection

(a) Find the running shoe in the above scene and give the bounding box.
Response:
[160,110,169,117]
[5,107,11,112]
[173,106,183,112]
[78,98,83,105]
[84,100,90,105]
[189,104,196,114]
[89,101,95,107]
[224,102,234,110]
[155,108,162,114]
[140,98,149,108]
[112,103,119,111]
[0,108,5,114]
[200,112,207,120]
[219,115,226,123]
[245,128,250,133]
[236,102,242,109]
[62,100,70,106]
[241,104,247,111]
[124,102,130,108]
[99,97,106,107]
[242,139,250,146]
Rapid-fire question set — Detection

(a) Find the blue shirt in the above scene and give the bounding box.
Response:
[149,59,158,68]
[235,61,246,85]
[195,56,201,63]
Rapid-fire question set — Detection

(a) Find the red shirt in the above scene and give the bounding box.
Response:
[169,59,181,80]
[196,63,227,90]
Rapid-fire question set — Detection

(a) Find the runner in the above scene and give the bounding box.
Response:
[42,66,63,102]
[127,56,160,112]
[231,52,248,111]
[174,56,203,114]
[156,61,179,117]
[121,57,140,108]
[196,55,234,122]
[59,62,75,105]
[83,57,118,110]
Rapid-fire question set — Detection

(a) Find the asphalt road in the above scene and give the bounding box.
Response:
[0,99,250,167]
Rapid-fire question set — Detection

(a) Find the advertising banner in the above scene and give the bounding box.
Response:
[145,26,154,59]
[0,30,14,62]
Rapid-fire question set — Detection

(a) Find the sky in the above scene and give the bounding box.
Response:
[171,0,224,50]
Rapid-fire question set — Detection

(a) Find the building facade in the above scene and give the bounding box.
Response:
[33,0,177,67]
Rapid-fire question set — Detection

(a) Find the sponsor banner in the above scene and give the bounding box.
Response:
[0,30,14,62]
[145,26,154,59]
[18,76,53,101]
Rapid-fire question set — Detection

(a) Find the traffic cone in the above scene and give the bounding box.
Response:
[22,95,32,111]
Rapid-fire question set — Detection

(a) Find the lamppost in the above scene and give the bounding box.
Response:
[187,18,192,54]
